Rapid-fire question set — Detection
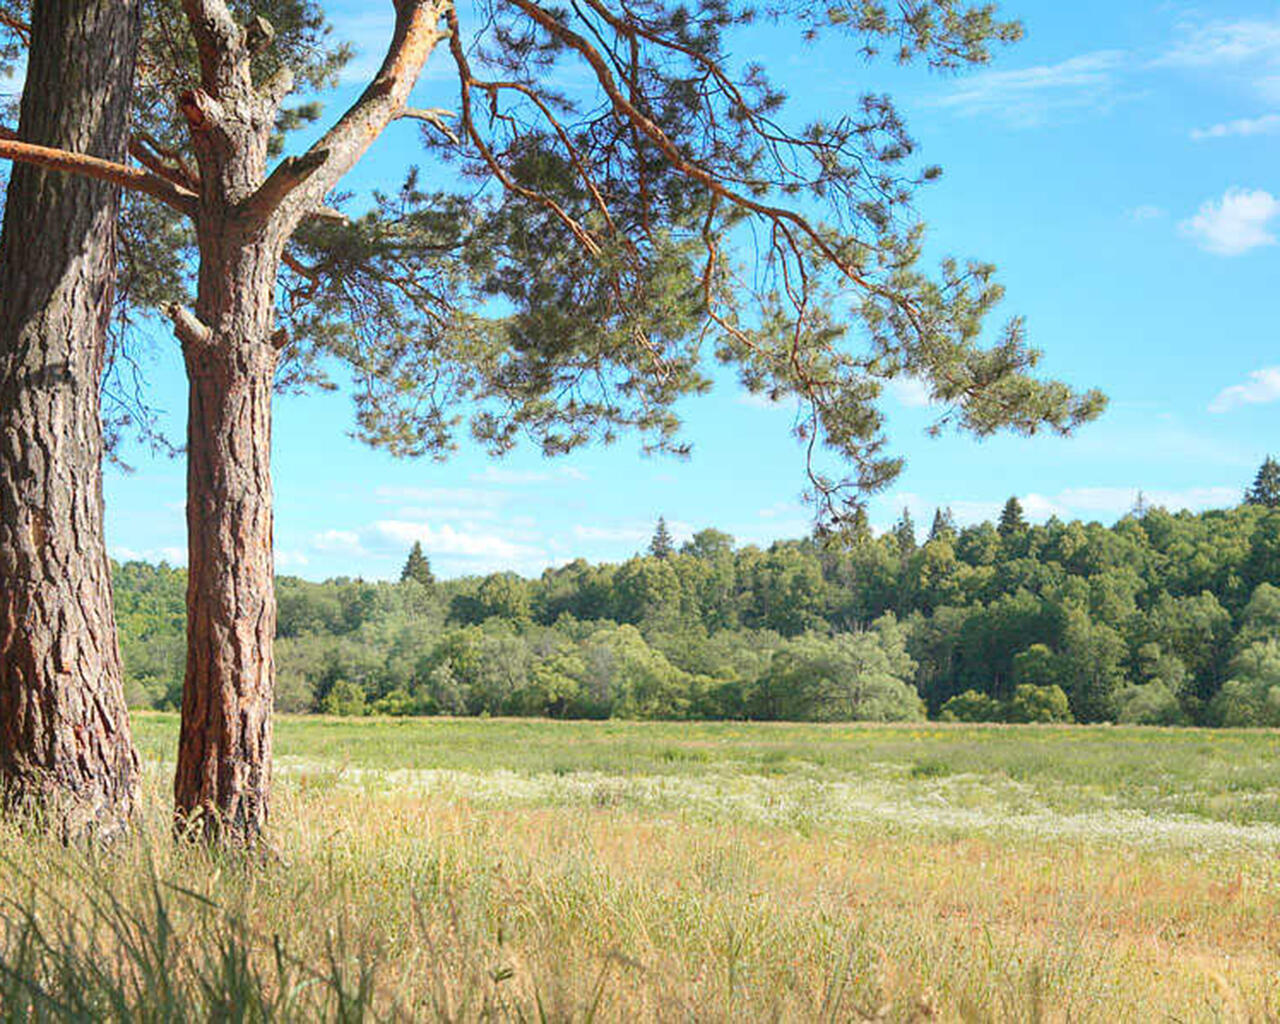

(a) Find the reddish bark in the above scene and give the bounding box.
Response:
[0,0,141,841]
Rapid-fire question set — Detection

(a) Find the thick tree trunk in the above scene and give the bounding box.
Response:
[172,226,283,843]
[0,0,141,840]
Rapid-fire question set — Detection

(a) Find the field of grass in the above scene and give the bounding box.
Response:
[4,714,1280,1020]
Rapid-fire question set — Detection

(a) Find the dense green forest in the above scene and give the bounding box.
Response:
[114,462,1280,726]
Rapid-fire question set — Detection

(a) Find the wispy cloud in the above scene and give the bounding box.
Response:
[311,529,366,557]
[370,520,539,561]
[470,466,588,485]
[932,50,1128,126]
[572,519,694,547]
[275,550,311,570]
[876,484,1239,531]
[1180,187,1280,256]
[1209,367,1280,414]
[1191,112,1280,140]
[1126,204,1167,222]
[112,545,187,566]
[1154,17,1280,70]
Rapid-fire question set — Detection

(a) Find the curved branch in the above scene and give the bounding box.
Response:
[502,0,879,297]
[0,135,199,216]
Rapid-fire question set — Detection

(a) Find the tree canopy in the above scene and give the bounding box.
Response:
[0,0,1105,518]
[114,491,1280,727]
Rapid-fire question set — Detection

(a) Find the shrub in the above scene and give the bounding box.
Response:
[938,690,1004,722]
[1005,684,1073,724]
[321,679,368,717]
[1114,681,1188,725]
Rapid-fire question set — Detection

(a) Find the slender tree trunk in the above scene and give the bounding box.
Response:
[0,0,141,841]
[171,128,285,843]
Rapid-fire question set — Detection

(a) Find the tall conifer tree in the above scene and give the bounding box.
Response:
[1246,457,1280,509]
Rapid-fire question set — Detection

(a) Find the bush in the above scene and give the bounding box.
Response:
[938,690,1004,722]
[753,632,924,722]
[1006,684,1073,724]
[1114,681,1188,725]
[320,679,368,717]
[1209,641,1280,727]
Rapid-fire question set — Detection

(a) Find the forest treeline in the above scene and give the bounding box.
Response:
[115,474,1280,727]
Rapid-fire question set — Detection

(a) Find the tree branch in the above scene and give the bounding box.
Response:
[179,0,244,93]
[248,0,451,223]
[502,0,880,296]
[0,10,29,44]
[167,303,213,350]
[241,147,329,219]
[397,106,458,143]
[0,134,199,216]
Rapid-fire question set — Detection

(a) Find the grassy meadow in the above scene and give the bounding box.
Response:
[4,714,1280,1020]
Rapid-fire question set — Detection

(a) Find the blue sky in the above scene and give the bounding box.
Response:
[62,0,1280,578]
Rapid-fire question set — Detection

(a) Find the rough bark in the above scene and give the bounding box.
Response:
[0,0,141,841]
[170,27,286,841]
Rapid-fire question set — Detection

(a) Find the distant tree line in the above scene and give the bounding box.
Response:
[113,459,1280,726]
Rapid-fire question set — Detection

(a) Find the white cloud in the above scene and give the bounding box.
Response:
[371,520,538,562]
[572,519,694,547]
[111,544,187,565]
[933,50,1127,126]
[758,500,805,521]
[884,376,934,408]
[373,485,509,521]
[1209,367,1280,414]
[470,466,588,485]
[876,484,1240,532]
[1191,113,1280,140]
[311,529,366,556]
[275,550,311,569]
[1179,187,1280,255]
[375,485,505,507]
[1126,204,1166,222]
[574,525,648,543]
[1155,18,1280,70]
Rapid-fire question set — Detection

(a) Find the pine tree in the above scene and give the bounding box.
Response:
[649,518,674,560]
[998,497,1028,538]
[400,542,434,587]
[0,0,1106,842]
[893,507,917,556]
[1245,457,1280,508]
[929,507,957,542]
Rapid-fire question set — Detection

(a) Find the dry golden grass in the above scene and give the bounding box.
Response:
[4,717,1280,1020]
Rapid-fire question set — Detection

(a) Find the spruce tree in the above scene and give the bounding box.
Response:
[893,507,917,556]
[998,496,1027,538]
[929,507,957,543]
[649,518,674,560]
[400,541,435,586]
[1245,457,1280,508]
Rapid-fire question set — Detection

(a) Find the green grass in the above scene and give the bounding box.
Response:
[2,714,1278,1020]
[135,713,1280,825]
